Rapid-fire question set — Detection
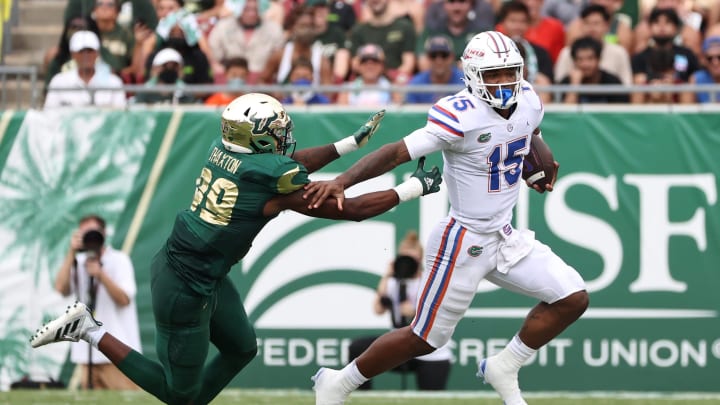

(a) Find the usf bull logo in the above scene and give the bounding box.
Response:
[252,112,280,135]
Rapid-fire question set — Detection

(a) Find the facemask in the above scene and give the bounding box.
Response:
[158,69,178,84]
[652,35,674,46]
[227,77,245,88]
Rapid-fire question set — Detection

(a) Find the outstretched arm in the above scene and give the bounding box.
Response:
[292,110,385,173]
[302,140,412,209]
[265,157,441,220]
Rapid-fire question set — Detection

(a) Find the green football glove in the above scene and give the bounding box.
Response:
[393,157,443,202]
[412,156,442,195]
[352,109,385,148]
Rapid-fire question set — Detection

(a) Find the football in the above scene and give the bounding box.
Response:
[522,132,556,191]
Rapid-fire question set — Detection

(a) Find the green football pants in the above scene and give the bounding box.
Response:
[116,251,257,405]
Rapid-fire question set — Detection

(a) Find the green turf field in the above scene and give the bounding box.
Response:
[2,390,720,405]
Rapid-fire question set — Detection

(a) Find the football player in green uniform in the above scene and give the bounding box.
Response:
[31,93,442,405]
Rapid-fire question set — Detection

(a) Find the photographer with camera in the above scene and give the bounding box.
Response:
[54,215,141,390]
[348,231,452,391]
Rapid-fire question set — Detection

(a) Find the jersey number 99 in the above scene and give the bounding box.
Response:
[190,168,239,226]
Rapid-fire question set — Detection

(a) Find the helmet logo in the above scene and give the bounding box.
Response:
[463,48,484,60]
[251,112,279,135]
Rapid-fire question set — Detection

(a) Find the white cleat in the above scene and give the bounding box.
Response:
[30,302,102,348]
[312,367,349,405]
[477,356,528,405]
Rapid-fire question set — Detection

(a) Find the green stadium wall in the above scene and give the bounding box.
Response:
[0,108,718,392]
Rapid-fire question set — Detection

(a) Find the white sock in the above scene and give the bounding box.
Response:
[339,360,368,391]
[85,328,107,348]
[503,335,536,369]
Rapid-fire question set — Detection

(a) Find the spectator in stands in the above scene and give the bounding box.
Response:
[496,1,553,102]
[357,0,424,33]
[632,47,694,103]
[260,5,332,87]
[325,0,357,34]
[93,0,142,79]
[424,0,495,35]
[44,31,126,108]
[64,0,158,30]
[559,36,629,103]
[150,0,223,78]
[145,24,213,90]
[308,0,351,84]
[405,36,464,104]
[592,0,638,52]
[281,58,332,105]
[185,0,233,32]
[204,57,250,107]
[631,7,699,103]
[555,4,633,85]
[634,0,702,58]
[346,0,416,86]
[337,44,393,106]
[208,0,285,83]
[44,15,108,90]
[541,0,583,26]
[518,0,565,63]
[565,0,634,55]
[690,36,720,103]
[416,0,482,72]
[134,48,197,104]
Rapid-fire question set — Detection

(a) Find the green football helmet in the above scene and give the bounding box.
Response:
[221,93,295,155]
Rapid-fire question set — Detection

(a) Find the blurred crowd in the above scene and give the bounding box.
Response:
[42,0,720,107]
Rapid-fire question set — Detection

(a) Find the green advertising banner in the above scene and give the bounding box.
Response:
[0,107,717,393]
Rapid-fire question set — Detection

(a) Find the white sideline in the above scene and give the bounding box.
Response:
[221,389,720,400]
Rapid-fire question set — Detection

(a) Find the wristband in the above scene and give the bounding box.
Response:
[334,136,358,156]
[393,177,423,202]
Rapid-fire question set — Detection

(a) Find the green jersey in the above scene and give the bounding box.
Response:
[163,138,309,295]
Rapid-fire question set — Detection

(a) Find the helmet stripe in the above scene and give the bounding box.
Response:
[487,31,510,58]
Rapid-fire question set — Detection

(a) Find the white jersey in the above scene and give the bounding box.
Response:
[404,81,544,234]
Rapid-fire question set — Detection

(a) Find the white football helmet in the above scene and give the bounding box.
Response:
[461,31,524,109]
[221,93,295,155]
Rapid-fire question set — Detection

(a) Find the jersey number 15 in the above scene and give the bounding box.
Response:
[487,136,528,192]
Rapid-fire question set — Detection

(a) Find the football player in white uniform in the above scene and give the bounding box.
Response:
[305,31,589,405]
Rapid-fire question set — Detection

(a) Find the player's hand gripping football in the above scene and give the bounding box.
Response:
[411,157,442,196]
[528,161,560,193]
[352,109,385,148]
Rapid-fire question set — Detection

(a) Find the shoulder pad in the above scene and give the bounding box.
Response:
[519,80,543,111]
[427,96,468,138]
[272,156,310,194]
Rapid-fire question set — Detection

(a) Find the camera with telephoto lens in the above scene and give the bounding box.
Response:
[379,255,420,310]
[80,230,105,259]
[392,255,419,280]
